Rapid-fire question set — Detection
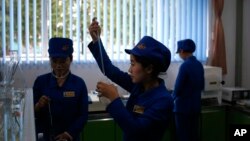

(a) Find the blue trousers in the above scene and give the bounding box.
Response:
[174,113,201,141]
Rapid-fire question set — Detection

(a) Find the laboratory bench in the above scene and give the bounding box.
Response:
[82,101,250,141]
[3,89,249,141]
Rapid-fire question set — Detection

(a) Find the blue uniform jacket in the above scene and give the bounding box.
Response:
[88,41,174,141]
[172,56,204,113]
[33,72,88,141]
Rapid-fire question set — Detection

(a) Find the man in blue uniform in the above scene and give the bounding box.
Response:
[33,37,88,141]
[172,39,205,141]
[88,20,173,141]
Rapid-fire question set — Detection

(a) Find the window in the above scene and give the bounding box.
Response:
[0,0,211,64]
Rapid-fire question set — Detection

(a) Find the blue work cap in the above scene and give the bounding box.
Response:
[176,39,196,53]
[48,37,74,58]
[125,36,171,72]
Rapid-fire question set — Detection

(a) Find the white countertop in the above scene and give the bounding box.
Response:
[88,91,107,112]
[88,90,129,112]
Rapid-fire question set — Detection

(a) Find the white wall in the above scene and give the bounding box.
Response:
[13,62,130,93]
[221,0,236,87]
[242,0,250,89]
[13,62,181,94]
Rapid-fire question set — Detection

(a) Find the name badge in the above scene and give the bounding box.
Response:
[133,105,145,114]
[63,91,75,97]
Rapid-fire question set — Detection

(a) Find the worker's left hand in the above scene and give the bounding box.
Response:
[55,132,72,141]
[96,81,119,102]
[88,17,101,43]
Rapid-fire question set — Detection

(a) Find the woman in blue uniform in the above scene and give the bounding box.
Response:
[172,39,205,141]
[33,37,88,141]
[88,20,173,141]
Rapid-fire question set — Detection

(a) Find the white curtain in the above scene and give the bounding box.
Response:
[0,0,210,64]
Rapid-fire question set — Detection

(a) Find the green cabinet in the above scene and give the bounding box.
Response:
[201,107,226,141]
[115,123,123,141]
[81,106,250,141]
[227,109,250,124]
[81,118,116,141]
[226,108,250,140]
[82,108,226,141]
[161,117,176,141]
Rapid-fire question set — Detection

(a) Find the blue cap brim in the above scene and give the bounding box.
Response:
[49,54,68,58]
[124,49,131,54]
[125,49,142,57]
